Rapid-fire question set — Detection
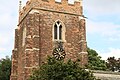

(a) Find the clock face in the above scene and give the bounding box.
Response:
[52,47,66,60]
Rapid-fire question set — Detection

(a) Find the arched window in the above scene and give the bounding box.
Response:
[59,25,62,40]
[54,23,57,39]
[54,21,64,41]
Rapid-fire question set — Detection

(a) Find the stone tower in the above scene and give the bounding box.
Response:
[10,0,88,80]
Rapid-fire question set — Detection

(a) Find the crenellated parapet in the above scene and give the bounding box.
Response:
[19,0,83,25]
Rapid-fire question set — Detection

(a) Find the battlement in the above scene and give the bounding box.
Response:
[19,0,83,23]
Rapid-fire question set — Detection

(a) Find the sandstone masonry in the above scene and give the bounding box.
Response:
[10,0,88,80]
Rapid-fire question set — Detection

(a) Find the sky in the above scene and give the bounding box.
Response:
[0,0,120,60]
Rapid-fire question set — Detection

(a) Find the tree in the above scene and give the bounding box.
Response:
[29,56,99,80]
[87,48,107,70]
[106,57,120,72]
[0,56,11,80]
[116,58,120,72]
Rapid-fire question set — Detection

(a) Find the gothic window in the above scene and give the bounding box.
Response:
[54,24,57,39]
[54,21,63,41]
[59,25,62,40]
[22,27,26,46]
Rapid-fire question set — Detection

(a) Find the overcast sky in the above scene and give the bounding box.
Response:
[0,0,120,60]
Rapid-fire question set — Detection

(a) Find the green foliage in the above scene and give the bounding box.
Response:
[106,57,116,71]
[117,58,120,71]
[87,48,107,70]
[29,56,98,80]
[106,57,120,72]
[0,56,11,80]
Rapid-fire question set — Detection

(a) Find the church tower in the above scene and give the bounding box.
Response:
[10,0,88,80]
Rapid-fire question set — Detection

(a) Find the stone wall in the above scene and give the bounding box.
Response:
[93,71,120,80]
[19,0,83,23]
